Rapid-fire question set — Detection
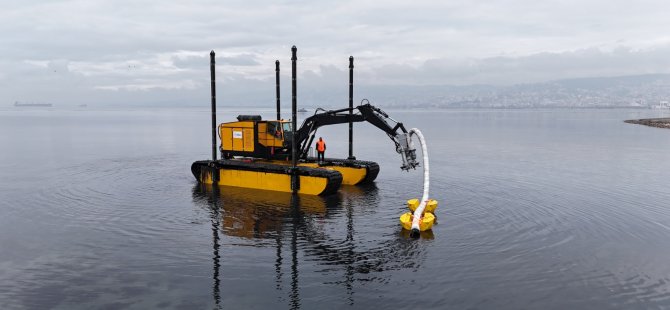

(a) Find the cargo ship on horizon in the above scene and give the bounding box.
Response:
[14,101,53,107]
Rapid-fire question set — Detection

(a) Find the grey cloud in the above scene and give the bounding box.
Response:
[47,60,70,73]
[172,54,260,69]
[370,45,670,85]
[172,55,209,70]
[221,54,260,66]
[2,0,670,106]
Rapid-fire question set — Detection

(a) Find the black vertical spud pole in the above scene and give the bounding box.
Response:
[210,50,218,184]
[348,56,355,160]
[276,60,281,120]
[291,46,299,192]
[210,50,217,162]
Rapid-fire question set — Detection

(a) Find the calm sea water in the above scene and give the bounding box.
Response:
[1,106,670,309]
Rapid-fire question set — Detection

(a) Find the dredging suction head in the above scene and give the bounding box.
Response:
[397,133,419,170]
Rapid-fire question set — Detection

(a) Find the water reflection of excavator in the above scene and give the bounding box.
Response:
[192,183,430,309]
[192,46,420,195]
[196,185,335,239]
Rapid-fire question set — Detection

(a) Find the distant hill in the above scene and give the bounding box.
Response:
[92,73,670,109]
[348,74,670,108]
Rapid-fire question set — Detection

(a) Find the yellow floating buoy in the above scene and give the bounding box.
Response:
[407,198,438,213]
[407,198,419,211]
[399,212,435,232]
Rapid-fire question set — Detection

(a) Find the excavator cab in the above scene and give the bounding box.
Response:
[219,117,294,159]
[264,121,291,138]
[266,121,279,136]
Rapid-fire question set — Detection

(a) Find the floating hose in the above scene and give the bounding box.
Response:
[408,128,430,237]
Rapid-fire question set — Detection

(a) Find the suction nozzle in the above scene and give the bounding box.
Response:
[396,133,419,171]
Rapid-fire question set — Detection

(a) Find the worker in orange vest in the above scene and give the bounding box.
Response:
[316,137,326,164]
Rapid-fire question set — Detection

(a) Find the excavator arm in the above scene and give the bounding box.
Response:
[293,102,420,170]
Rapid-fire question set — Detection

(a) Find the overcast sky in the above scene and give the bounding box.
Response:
[2,0,670,105]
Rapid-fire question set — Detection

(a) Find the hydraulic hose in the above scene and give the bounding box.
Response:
[409,128,429,237]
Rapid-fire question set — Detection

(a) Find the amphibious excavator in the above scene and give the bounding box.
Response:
[191,46,419,195]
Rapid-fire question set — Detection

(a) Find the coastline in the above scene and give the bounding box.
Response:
[624,117,670,129]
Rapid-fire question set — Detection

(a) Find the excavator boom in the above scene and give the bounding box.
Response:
[293,103,420,170]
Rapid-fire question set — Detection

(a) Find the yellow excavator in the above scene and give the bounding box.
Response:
[192,103,419,194]
[191,46,419,195]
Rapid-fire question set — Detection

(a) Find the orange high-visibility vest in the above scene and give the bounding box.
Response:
[316,140,326,152]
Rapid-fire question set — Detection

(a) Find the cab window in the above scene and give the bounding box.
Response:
[267,121,278,133]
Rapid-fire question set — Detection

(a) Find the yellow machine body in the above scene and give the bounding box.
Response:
[197,166,332,196]
[220,121,255,153]
[219,120,290,156]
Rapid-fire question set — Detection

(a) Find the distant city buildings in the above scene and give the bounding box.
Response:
[652,100,669,109]
[352,74,670,109]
